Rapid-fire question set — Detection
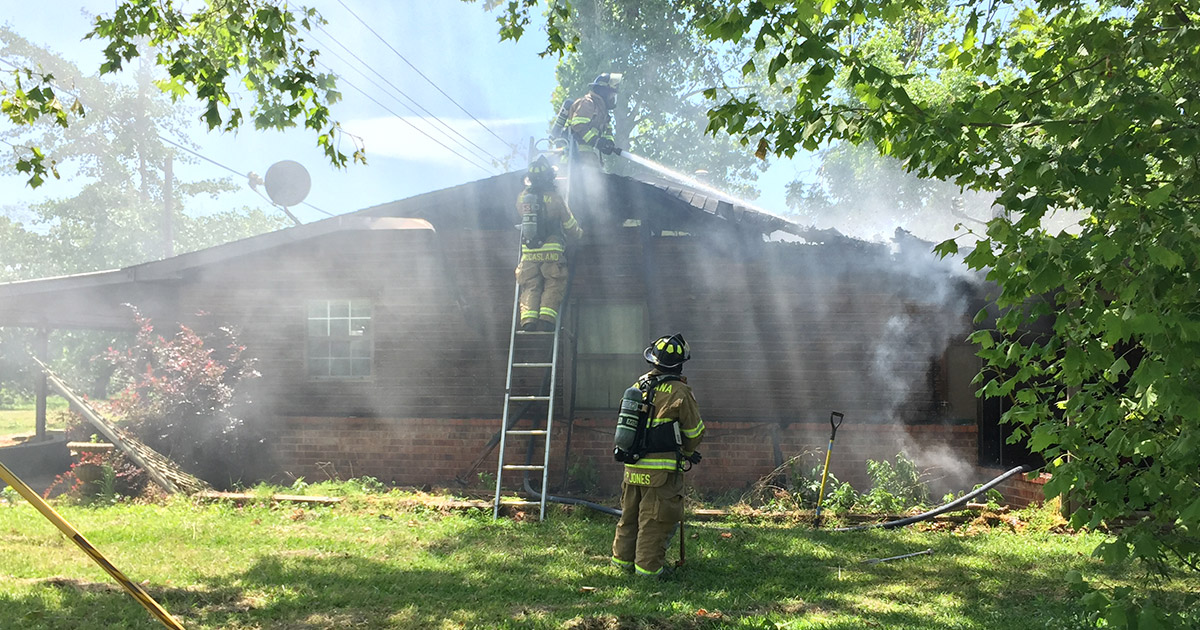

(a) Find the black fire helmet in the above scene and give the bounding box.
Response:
[643,333,690,369]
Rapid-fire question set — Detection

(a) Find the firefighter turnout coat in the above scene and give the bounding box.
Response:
[611,369,705,577]
[566,91,615,168]
[515,185,582,327]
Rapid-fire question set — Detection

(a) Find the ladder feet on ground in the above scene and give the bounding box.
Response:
[494,280,564,521]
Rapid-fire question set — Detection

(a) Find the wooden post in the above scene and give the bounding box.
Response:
[34,328,48,442]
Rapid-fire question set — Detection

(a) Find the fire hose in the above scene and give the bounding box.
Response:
[832,464,1032,532]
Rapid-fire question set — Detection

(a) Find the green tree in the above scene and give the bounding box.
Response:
[487,0,1200,623]
[0,28,287,407]
[548,0,764,196]
[0,0,359,189]
[0,27,287,279]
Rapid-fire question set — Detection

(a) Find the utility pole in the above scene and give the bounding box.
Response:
[163,154,174,258]
[34,328,48,441]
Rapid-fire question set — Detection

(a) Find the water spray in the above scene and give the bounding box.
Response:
[614,150,789,222]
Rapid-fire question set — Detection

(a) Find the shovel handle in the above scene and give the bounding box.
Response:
[829,411,844,439]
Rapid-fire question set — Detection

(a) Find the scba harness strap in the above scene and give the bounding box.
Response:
[613,373,685,466]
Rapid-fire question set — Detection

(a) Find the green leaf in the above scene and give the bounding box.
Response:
[1028,425,1057,452]
[933,238,959,258]
[1144,183,1174,207]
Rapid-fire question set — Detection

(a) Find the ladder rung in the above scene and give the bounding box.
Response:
[502,465,545,471]
[513,362,553,368]
[516,330,555,335]
[497,500,542,507]
[509,395,551,402]
[506,429,548,436]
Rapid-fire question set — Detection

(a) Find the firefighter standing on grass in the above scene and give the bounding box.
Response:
[611,333,705,579]
[516,156,582,332]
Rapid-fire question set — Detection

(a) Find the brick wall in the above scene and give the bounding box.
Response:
[987,466,1050,508]
[267,415,997,500]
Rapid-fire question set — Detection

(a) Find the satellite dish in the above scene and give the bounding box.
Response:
[264,160,311,207]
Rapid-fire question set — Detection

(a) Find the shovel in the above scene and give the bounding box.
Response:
[814,411,844,519]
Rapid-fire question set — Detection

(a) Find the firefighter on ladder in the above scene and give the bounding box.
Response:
[611,333,705,579]
[516,155,582,332]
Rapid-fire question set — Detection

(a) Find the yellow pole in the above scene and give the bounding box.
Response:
[0,459,186,630]
[814,411,844,519]
[815,442,834,517]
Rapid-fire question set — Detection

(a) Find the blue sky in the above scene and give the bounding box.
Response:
[1,1,806,225]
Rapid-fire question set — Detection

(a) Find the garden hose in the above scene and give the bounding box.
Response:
[0,459,186,630]
[833,464,1031,532]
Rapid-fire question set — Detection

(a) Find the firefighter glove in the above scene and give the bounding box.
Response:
[598,137,618,155]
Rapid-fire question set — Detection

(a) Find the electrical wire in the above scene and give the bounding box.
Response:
[311,24,507,166]
[155,135,336,218]
[313,58,498,176]
[331,0,515,151]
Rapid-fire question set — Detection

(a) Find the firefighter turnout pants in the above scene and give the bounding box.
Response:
[611,470,684,577]
[516,256,568,328]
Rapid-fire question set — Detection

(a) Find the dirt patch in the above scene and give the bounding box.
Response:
[40,577,123,594]
[564,613,724,630]
[0,434,32,448]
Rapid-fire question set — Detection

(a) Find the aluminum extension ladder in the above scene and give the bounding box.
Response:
[492,278,564,521]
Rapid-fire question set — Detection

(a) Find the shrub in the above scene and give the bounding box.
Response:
[43,451,147,503]
[104,305,264,487]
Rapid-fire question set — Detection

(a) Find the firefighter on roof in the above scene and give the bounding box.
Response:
[554,72,622,169]
[611,333,705,579]
[515,156,582,332]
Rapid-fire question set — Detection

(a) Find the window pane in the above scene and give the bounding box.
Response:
[350,318,370,337]
[308,339,330,358]
[307,301,329,318]
[328,318,351,338]
[308,358,330,377]
[330,301,350,318]
[350,300,372,318]
[348,339,370,358]
[578,304,645,354]
[307,319,328,337]
[352,358,372,376]
[328,340,351,359]
[575,302,648,408]
[330,358,352,377]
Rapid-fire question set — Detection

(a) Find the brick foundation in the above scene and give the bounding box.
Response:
[265,416,1020,502]
[987,466,1050,508]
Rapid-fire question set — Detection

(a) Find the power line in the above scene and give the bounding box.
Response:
[313,57,498,176]
[156,135,333,218]
[307,27,505,168]
[332,0,515,151]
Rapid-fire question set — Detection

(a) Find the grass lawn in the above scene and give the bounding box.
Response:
[0,491,1196,630]
[0,403,69,439]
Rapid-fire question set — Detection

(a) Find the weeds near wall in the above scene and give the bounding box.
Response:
[741,451,932,515]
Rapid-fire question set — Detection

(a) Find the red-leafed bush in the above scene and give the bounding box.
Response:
[104,306,264,486]
[44,450,147,503]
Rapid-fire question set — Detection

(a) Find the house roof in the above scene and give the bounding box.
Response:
[0,216,433,299]
[628,172,803,237]
[0,168,819,328]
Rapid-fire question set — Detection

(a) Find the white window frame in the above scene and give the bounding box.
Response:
[306,299,373,380]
